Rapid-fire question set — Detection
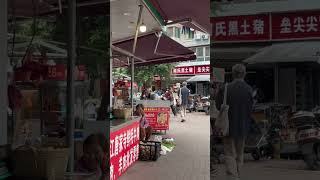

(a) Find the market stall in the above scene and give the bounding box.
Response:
[135,100,171,132]
[3,0,206,179]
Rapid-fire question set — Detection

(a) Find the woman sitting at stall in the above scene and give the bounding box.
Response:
[134,104,153,141]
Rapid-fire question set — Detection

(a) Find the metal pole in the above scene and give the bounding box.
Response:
[0,0,8,146]
[131,3,144,110]
[131,57,134,110]
[274,64,279,103]
[67,0,76,173]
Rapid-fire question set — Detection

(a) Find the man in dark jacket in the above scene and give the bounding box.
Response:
[179,81,190,122]
[216,64,253,180]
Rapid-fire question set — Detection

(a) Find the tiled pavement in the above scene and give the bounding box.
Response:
[119,112,210,180]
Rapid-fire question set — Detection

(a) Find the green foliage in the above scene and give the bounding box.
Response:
[14,16,110,78]
[14,19,55,39]
[134,64,174,87]
[77,16,109,78]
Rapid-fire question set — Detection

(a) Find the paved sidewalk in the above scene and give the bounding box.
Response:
[213,159,320,180]
[119,112,210,180]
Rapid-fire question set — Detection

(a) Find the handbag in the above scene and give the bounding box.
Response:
[214,83,229,137]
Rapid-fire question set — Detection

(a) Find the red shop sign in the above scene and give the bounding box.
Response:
[272,11,320,40]
[144,107,170,130]
[110,121,140,180]
[211,14,270,42]
[172,66,195,75]
[47,64,86,81]
[195,65,210,74]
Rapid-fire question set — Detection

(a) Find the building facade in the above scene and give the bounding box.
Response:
[163,24,210,96]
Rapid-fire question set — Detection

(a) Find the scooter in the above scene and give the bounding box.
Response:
[291,110,320,170]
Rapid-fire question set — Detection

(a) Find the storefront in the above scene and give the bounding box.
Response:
[211,9,320,110]
[211,9,320,159]
[172,64,210,96]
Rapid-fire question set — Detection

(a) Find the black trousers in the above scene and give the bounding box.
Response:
[170,105,177,116]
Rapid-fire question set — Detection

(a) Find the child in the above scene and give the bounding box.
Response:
[135,104,153,141]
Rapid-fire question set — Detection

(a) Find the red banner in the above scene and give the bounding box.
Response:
[144,107,170,130]
[172,65,210,75]
[211,10,320,42]
[272,11,320,40]
[211,14,270,42]
[172,66,195,75]
[110,121,140,180]
[47,64,66,80]
[195,65,210,74]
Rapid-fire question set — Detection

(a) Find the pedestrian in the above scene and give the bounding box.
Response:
[167,88,177,116]
[215,64,253,180]
[179,81,190,122]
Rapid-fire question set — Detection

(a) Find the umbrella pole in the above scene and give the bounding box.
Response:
[131,3,144,112]
[67,0,76,173]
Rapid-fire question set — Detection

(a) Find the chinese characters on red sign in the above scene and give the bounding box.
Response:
[144,107,170,130]
[47,64,86,81]
[172,66,195,75]
[195,65,210,74]
[211,14,270,41]
[211,11,320,42]
[110,121,140,180]
[272,11,320,40]
[172,65,210,75]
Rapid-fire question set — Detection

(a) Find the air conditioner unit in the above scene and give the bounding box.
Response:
[202,35,209,40]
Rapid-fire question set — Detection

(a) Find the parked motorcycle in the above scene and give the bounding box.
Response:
[202,96,210,115]
[187,94,198,113]
[291,110,320,170]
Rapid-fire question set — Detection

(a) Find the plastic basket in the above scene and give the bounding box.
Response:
[113,108,132,119]
[37,147,69,180]
[139,141,161,161]
[12,146,69,179]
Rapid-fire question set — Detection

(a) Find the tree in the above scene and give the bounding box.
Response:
[134,64,174,88]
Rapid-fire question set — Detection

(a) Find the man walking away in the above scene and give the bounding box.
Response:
[179,81,190,122]
[216,64,253,180]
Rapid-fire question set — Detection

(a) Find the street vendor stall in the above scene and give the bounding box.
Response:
[135,100,171,132]
[3,0,205,179]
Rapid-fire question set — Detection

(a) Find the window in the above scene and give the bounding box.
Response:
[196,47,204,61]
[166,27,174,37]
[188,30,195,39]
[174,27,181,38]
[205,46,210,61]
